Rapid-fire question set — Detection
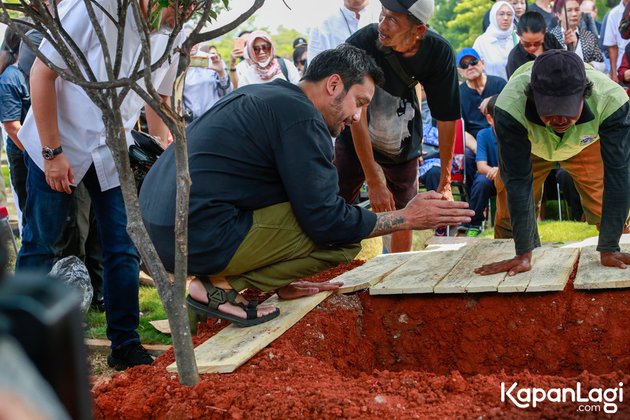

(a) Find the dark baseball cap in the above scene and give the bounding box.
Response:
[530,50,587,118]
[380,0,434,23]
[293,37,307,48]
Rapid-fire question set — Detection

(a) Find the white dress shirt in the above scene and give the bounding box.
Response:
[183,55,232,121]
[603,1,630,70]
[308,4,379,62]
[18,0,183,191]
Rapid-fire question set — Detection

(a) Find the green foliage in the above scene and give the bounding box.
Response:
[447,0,489,52]
[86,286,171,345]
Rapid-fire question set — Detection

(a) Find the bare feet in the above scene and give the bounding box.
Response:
[188,278,277,320]
[276,280,342,300]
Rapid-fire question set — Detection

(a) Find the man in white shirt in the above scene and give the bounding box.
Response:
[603,0,630,81]
[17,0,185,370]
[308,0,379,62]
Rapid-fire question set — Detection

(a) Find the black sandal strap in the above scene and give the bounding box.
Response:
[242,301,258,320]
[197,277,240,309]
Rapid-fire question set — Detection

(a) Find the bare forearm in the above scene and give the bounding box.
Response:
[145,96,170,148]
[30,59,60,148]
[351,107,382,183]
[2,121,23,149]
[367,210,407,238]
[437,120,456,185]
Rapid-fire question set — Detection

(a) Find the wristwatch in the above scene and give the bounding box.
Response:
[42,145,63,160]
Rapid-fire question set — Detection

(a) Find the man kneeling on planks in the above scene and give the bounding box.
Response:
[140,44,474,327]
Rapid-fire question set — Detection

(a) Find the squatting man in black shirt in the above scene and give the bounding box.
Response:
[140,45,474,327]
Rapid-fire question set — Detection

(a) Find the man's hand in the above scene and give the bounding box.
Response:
[44,154,74,194]
[277,280,342,300]
[437,182,454,201]
[367,165,395,212]
[474,251,533,276]
[486,167,499,181]
[600,251,630,269]
[403,190,473,229]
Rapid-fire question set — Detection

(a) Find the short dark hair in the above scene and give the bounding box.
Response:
[237,30,252,38]
[517,11,547,36]
[302,43,384,90]
[486,95,498,118]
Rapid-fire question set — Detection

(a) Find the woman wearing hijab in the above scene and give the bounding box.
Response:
[473,1,519,81]
[234,30,301,88]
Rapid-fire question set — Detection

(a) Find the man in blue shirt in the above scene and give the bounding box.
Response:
[466,95,500,236]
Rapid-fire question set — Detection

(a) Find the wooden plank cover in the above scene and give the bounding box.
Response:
[525,247,579,292]
[434,240,513,293]
[574,245,630,289]
[336,252,418,294]
[369,248,468,295]
[166,292,331,374]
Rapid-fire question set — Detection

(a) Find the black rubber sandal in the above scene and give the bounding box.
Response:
[186,278,280,327]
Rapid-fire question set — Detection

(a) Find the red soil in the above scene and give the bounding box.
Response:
[93,262,630,419]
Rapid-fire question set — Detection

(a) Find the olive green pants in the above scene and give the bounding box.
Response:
[214,202,361,292]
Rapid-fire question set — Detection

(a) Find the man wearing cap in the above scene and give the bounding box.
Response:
[334,0,461,252]
[457,47,506,197]
[308,0,379,62]
[476,50,630,275]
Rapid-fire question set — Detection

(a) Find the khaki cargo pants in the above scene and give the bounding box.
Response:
[214,202,361,292]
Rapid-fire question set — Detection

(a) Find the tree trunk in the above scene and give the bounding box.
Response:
[103,105,199,385]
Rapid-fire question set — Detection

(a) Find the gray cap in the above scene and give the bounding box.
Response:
[379,0,434,23]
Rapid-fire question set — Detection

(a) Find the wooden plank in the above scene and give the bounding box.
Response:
[434,240,514,293]
[336,252,418,293]
[574,245,630,289]
[497,247,544,293]
[167,292,331,374]
[369,248,468,295]
[526,248,579,292]
[149,319,171,335]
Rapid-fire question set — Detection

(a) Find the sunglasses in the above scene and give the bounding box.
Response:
[298,59,307,66]
[253,44,271,54]
[459,58,479,69]
[521,40,544,48]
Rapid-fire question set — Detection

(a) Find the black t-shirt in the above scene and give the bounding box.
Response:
[459,75,507,138]
[339,24,461,164]
[140,80,377,275]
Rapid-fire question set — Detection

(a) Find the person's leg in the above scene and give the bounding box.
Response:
[333,139,366,204]
[80,166,140,350]
[5,139,27,221]
[16,154,72,271]
[68,183,104,307]
[555,168,584,221]
[494,156,553,238]
[188,202,360,318]
[384,159,419,252]
[421,166,441,192]
[559,142,611,227]
[468,173,495,227]
[465,147,477,194]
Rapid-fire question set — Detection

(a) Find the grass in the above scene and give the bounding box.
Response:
[479,220,599,243]
[85,286,172,345]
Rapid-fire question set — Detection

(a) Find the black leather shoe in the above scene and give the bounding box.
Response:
[107,342,154,371]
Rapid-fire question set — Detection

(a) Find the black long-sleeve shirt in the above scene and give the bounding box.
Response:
[140,80,377,274]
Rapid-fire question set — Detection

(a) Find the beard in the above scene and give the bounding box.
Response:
[325,91,347,137]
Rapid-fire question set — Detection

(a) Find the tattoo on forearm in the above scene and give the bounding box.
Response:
[370,213,406,237]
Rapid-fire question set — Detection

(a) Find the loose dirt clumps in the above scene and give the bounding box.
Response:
[93,262,630,418]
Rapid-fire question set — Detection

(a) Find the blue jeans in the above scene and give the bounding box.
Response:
[469,172,497,226]
[17,156,140,349]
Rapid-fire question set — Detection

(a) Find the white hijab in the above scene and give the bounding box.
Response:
[487,1,516,41]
